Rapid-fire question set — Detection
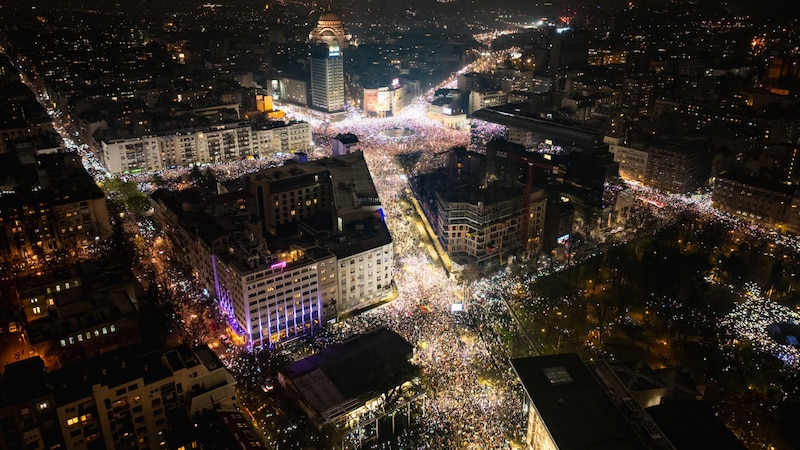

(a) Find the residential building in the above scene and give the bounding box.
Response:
[468,90,508,116]
[0,152,111,266]
[96,121,258,174]
[56,344,236,450]
[712,169,800,235]
[0,358,61,450]
[252,120,313,157]
[151,150,394,346]
[643,140,713,194]
[308,9,351,50]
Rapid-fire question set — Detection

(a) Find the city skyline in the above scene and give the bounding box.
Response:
[1,0,800,448]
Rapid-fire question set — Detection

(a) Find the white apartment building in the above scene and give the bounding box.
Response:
[335,241,393,316]
[468,90,508,116]
[213,245,337,348]
[98,121,312,174]
[94,123,241,174]
[52,345,236,450]
[252,121,313,157]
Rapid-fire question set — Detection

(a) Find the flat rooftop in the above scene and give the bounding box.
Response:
[282,328,417,422]
[512,353,649,450]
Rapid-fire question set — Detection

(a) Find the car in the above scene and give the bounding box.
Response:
[8,322,17,333]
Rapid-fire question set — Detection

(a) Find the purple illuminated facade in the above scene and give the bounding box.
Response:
[211,248,337,348]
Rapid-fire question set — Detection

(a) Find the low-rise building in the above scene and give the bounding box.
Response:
[712,169,800,235]
[278,328,419,430]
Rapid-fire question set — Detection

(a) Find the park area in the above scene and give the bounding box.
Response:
[504,216,800,448]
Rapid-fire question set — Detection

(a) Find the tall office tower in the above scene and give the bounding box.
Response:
[534,28,589,75]
[310,43,345,113]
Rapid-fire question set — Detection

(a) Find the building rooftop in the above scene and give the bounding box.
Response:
[0,357,50,405]
[332,133,359,145]
[473,105,605,148]
[717,168,798,196]
[281,328,417,423]
[646,400,746,450]
[48,344,209,406]
[512,353,651,450]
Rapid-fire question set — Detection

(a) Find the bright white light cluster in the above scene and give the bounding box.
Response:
[720,283,800,368]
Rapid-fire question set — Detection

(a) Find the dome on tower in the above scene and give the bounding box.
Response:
[318,11,342,23]
[309,9,352,49]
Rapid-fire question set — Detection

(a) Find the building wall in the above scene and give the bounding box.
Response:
[335,243,393,316]
[0,193,110,265]
[215,254,327,347]
[524,399,559,450]
[434,191,545,265]
[468,90,508,116]
[247,170,334,234]
[252,122,312,157]
[644,146,711,193]
[278,77,308,106]
[52,197,111,250]
[98,123,256,174]
[607,140,648,183]
[310,46,345,113]
[711,176,797,234]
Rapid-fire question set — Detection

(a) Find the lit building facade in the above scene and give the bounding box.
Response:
[310,44,345,113]
[468,90,508,116]
[712,169,800,235]
[50,345,237,450]
[362,82,410,118]
[0,153,111,266]
[252,120,313,157]
[434,190,545,266]
[213,245,336,347]
[606,137,649,183]
[333,235,394,315]
[511,354,662,450]
[97,121,257,174]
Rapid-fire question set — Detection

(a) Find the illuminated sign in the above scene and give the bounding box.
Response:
[328,44,340,57]
[270,261,287,269]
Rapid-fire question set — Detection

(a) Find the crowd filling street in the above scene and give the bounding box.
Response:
[28,55,800,448]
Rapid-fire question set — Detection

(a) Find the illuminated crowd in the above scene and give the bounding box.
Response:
[39,54,800,448]
[719,282,800,369]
